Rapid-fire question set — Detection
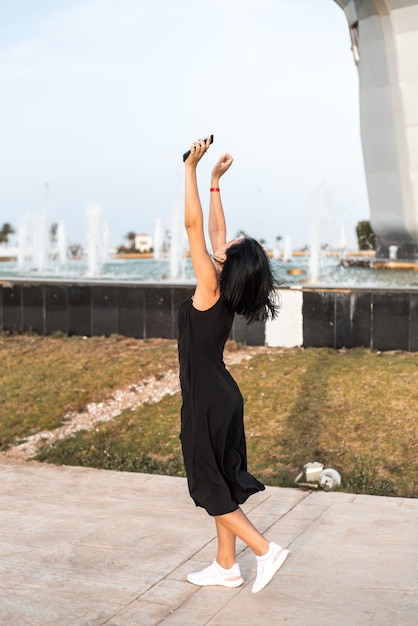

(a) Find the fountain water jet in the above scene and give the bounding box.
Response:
[86,203,109,277]
[34,207,50,272]
[17,213,31,270]
[153,217,163,261]
[56,221,67,264]
[169,200,186,280]
[17,207,51,272]
[308,184,338,283]
[283,236,293,262]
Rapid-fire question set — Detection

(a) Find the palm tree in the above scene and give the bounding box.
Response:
[125,230,136,250]
[125,231,137,250]
[0,223,15,244]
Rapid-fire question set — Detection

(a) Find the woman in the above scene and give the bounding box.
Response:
[177,137,289,594]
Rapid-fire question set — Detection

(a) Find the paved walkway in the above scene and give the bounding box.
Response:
[1,458,417,625]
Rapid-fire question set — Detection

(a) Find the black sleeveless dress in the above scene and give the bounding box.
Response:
[177,297,265,516]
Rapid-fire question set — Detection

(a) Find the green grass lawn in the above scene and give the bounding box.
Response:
[1,334,417,498]
[0,334,179,448]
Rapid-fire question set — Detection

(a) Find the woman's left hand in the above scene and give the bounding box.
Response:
[211,152,233,180]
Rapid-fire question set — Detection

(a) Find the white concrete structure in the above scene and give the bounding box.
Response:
[265,288,303,347]
[335,1,418,252]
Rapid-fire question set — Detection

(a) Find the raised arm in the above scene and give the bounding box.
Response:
[208,153,233,253]
[184,138,219,309]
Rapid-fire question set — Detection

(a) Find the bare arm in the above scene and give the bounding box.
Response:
[208,153,233,252]
[184,138,219,309]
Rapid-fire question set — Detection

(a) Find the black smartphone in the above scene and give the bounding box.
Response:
[182,135,214,162]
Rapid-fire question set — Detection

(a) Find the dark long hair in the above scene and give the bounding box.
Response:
[218,238,280,323]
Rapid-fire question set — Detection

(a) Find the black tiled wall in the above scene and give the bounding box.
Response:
[22,286,44,334]
[351,292,372,348]
[68,286,91,336]
[1,285,22,333]
[409,294,418,352]
[0,283,199,341]
[45,285,68,335]
[2,282,418,351]
[372,292,409,351]
[303,288,418,351]
[302,291,335,348]
[118,287,144,338]
[91,287,119,337]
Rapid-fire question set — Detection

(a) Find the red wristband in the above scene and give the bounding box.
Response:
[210,187,220,192]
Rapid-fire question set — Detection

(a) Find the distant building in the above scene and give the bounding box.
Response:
[134,233,152,252]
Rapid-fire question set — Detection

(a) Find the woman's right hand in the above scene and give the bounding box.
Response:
[185,137,211,168]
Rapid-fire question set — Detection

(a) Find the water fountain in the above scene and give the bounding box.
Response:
[307,185,329,283]
[56,221,68,265]
[3,200,418,288]
[153,218,163,261]
[17,208,51,273]
[35,207,50,272]
[86,203,109,277]
[169,200,187,280]
[11,203,110,279]
[17,213,31,270]
[282,236,293,263]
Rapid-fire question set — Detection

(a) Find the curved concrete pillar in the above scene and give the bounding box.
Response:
[334,1,418,253]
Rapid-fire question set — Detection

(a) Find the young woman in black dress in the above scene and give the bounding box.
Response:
[177,137,289,593]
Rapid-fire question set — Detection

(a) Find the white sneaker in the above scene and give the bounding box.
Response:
[187,560,244,588]
[251,542,290,593]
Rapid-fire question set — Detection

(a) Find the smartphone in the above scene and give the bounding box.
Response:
[182,135,214,162]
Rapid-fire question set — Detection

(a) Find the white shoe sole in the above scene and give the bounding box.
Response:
[187,573,244,588]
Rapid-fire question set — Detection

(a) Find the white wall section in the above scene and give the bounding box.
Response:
[334,1,418,246]
[265,288,303,347]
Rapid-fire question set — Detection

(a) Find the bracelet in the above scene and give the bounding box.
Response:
[210,187,220,192]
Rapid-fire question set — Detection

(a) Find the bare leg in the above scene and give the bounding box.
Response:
[215,519,237,569]
[215,507,269,557]
[216,507,290,593]
[187,508,287,591]
[186,516,244,587]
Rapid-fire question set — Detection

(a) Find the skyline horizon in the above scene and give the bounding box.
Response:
[1,1,370,253]
[0,200,366,253]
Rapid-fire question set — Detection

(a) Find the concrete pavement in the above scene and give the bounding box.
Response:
[1,457,417,625]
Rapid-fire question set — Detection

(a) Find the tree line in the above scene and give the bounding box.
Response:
[0,223,15,244]
[0,221,378,250]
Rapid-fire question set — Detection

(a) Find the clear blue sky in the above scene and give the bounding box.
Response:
[0,0,369,250]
